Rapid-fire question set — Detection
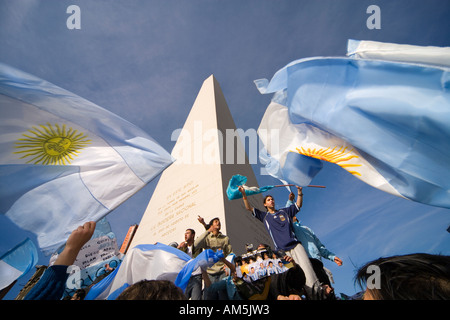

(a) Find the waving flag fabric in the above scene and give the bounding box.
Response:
[0,238,38,290]
[256,42,450,208]
[226,174,277,200]
[0,63,174,254]
[226,174,324,200]
[85,243,224,300]
[347,39,450,68]
[175,248,225,291]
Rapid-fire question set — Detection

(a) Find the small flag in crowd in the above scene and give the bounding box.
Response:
[0,63,174,254]
[0,238,38,290]
[49,218,122,298]
[226,174,325,200]
[255,40,450,208]
[226,174,279,200]
[85,243,224,300]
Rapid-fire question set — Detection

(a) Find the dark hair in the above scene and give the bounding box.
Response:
[355,253,450,300]
[204,217,220,230]
[186,228,195,236]
[116,280,187,300]
[285,264,306,296]
[263,195,273,205]
[268,263,306,299]
[72,289,86,300]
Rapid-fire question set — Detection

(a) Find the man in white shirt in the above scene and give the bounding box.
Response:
[177,228,203,300]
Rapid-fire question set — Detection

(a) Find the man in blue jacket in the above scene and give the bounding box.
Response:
[292,215,342,285]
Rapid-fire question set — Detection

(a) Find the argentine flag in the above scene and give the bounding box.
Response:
[256,40,450,209]
[347,39,450,68]
[0,63,174,254]
[0,238,38,290]
[226,174,278,200]
[85,243,224,300]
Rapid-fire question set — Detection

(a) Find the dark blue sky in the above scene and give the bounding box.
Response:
[1,0,449,299]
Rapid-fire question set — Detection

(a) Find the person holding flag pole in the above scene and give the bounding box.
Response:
[238,185,325,300]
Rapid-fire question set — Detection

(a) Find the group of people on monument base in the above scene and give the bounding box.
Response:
[173,185,344,300]
[19,185,450,300]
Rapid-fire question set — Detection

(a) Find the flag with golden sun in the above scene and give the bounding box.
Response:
[256,40,450,209]
[0,63,174,254]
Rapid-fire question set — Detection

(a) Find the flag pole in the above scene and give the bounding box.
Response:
[273,184,326,188]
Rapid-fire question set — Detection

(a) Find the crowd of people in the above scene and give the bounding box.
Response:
[19,186,450,300]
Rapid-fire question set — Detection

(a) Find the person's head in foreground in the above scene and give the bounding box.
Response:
[116,280,186,300]
[355,253,450,300]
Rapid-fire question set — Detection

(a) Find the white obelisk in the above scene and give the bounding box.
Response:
[129,75,273,255]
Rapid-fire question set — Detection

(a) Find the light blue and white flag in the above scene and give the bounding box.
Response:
[85,243,223,300]
[0,238,38,290]
[226,174,283,200]
[256,41,450,208]
[0,63,174,254]
[347,39,450,68]
[64,255,121,298]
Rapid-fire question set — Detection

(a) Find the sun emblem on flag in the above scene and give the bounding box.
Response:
[295,146,362,176]
[14,123,91,165]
